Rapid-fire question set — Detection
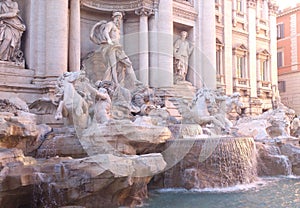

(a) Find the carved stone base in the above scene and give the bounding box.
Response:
[0,65,55,104]
[156,81,196,119]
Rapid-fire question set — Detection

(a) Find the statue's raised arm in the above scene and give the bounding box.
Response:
[88,11,142,91]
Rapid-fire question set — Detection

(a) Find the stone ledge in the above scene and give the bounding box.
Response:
[0,66,34,85]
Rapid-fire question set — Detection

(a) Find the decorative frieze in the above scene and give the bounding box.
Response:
[173,5,197,21]
[81,0,157,12]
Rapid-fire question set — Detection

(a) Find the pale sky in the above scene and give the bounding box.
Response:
[277,0,300,9]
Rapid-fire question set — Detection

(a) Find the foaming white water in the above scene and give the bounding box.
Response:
[156,179,270,194]
[263,175,300,179]
[157,188,189,193]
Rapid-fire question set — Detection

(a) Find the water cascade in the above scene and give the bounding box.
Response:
[152,137,258,189]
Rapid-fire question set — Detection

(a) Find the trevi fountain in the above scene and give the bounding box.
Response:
[0,1,300,208]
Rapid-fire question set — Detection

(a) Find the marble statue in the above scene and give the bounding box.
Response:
[0,0,26,63]
[174,88,244,135]
[90,11,142,91]
[175,88,227,134]
[173,31,193,82]
[94,87,111,124]
[54,72,90,128]
[213,88,233,132]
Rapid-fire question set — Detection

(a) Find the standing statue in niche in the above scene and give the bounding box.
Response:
[173,31,193,82]
[0,0,26,63]
[90,11,142,91]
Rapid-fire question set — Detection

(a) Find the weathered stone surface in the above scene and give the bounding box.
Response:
[0,111,51,155]
[0,148,166,208]
[0,97,29,113]
[168,124,203,139]
[80,120,172,155]
[256,142,292,176]
[36,127,87,158]
[279,143,300,175]
[36,120,171,158]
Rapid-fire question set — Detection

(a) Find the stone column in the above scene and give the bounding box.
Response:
[247,0,257,98]
[199,0,216,89]
[69,0,81,72]
[149,2,159,87]
[45,0,69,79]
[224,0,233,95]
[135,8,152,86]
[150,0,173,88]
[29,0,46,79]
[269,3,278,87]
[232,0,237,27]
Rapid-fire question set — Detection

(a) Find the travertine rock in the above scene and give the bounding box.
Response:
[36,127,87,158]
[256,142,292,176]
[0,111,51,155]
[37,120,171,158]
[279,143,300,175]
[80,120,172,156]
[0,148,166,208]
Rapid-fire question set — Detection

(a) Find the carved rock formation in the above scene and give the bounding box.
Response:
[80,120,172,156]
[0,111,51,155]
[279,143,300,175]
[0,148,166,208]
[256,142,292,176]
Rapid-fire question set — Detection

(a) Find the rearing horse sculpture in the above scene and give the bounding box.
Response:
[55,72,90,129]
[190,88,226,134]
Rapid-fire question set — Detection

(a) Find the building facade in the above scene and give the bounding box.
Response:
[277,4,300,114]
[216,0,278,115]
[0,0,278,117]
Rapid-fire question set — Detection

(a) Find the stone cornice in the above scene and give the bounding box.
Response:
[277,6,300,17]
[81,0,158,12]
[173,1,197,21]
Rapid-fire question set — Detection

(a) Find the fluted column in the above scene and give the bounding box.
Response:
[135,8,152,86]
[45,0,69,78]
[247,0,257,97]
[69,0,81,72]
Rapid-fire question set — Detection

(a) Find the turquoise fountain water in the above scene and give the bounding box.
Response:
[144,177,300,208]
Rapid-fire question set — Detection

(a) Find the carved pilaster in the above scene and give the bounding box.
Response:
[247,0,257,8]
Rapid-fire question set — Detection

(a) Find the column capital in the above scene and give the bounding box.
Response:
[135,8,153,16]
[247,0,257,9]
[268,2,278,15]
